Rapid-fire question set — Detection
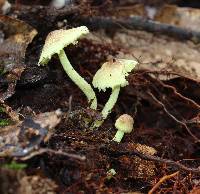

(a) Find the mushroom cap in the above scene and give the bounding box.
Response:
[38,26,89,65]
[115,114,134,133]
[92,58,137,91]
[118,59,138,73]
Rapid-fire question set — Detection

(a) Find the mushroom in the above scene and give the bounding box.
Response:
[92,58,137,125]
[113,114,134,143]
[38,26,97,109]
[51,0,73,9]
[0,0,11,14]
[51,0,66,9]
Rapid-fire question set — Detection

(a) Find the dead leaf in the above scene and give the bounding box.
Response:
[0,100,19,122]
[0,15,37,101]
[0,110,61,157]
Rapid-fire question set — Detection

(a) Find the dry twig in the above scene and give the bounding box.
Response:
[158,80,200,110]
[147,91,200,143]
[148,171,179,194]
[20,148,86,161]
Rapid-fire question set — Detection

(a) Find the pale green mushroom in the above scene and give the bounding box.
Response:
[113,114,134,143]
[92,58,137,126]
[38,26,97,109]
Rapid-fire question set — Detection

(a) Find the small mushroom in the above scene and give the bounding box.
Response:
[113,114,134,143]
[92,58,137,125]
[51,0,73,9]
[0,0,11,14]
[51,0,66,9]
[38,26,97,109]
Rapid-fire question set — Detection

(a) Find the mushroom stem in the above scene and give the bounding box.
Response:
[91,87,120,128]
[113,130,124,143]
[102,86,120,119]
[58,49,97,109]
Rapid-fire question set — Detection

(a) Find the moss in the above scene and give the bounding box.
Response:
[0,119,12,126]
[2,161,27,170]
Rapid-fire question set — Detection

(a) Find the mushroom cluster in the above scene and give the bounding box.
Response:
[38,26,138,130]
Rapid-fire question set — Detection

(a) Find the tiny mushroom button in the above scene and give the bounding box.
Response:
[113,114,134,143]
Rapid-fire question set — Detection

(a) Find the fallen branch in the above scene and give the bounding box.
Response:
[148,171,179,194]
[79,16,200,43]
